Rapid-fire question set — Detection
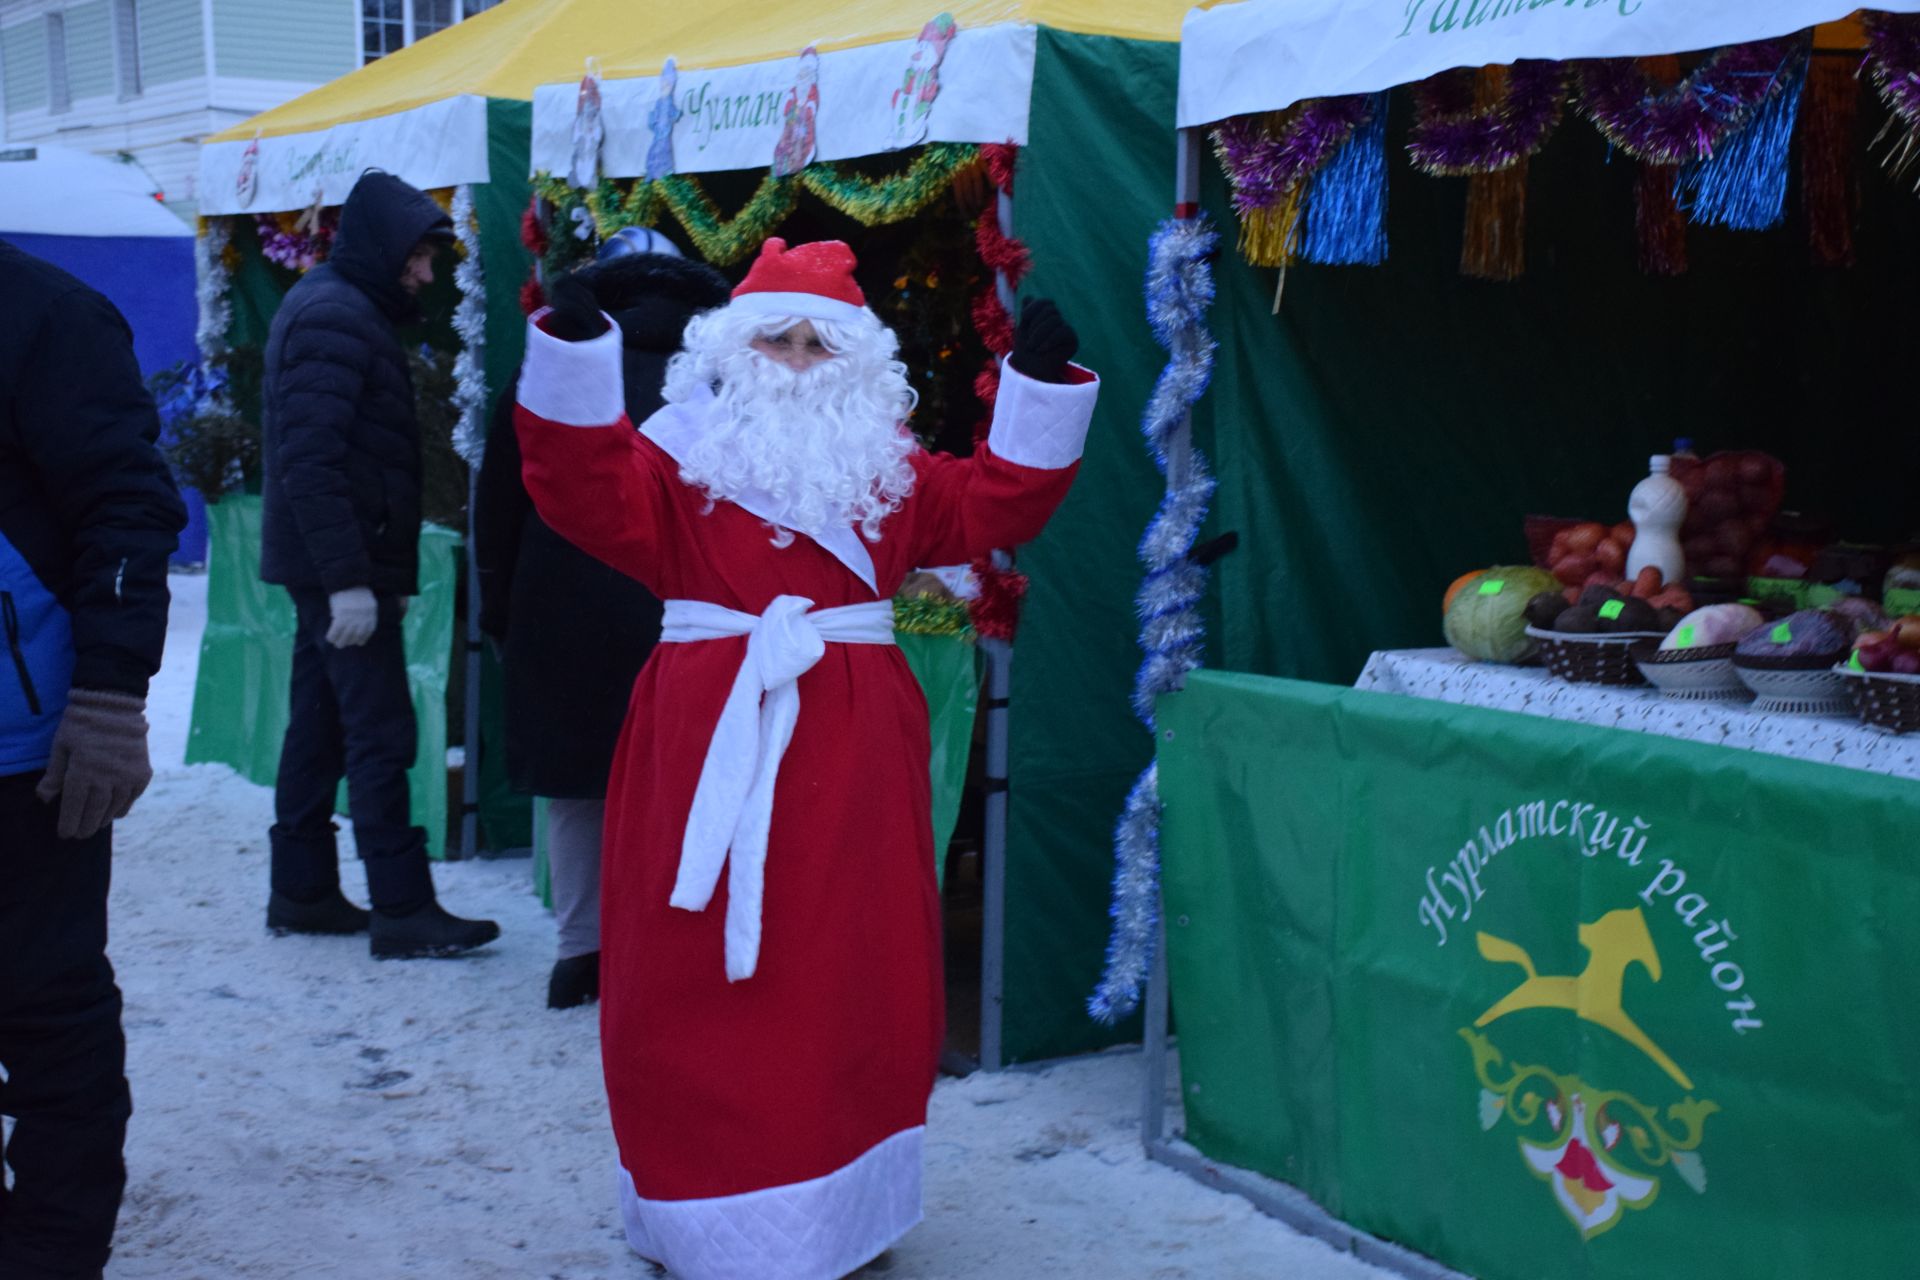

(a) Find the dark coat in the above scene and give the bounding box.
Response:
[259,172,452,596]
[0,239,186,776]
[474,252,731,798]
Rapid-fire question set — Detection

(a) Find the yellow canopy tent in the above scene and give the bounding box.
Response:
[195,0,1196,1070]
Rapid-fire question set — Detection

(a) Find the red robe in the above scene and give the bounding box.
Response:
[514,318,1098,1280]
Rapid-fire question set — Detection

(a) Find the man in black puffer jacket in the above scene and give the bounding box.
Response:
[1,238,185,1280]
[475,231,730,1008]
[260,169,497,959]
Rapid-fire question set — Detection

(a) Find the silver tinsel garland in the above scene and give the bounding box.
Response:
[194,218,232,366]
[1089,215,1219,1025]
[450,185,488,465]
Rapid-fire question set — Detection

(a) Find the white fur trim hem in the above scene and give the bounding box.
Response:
[617,1127,924,1280]
[988,360,1099,470]
[728,290,871,326]
[518,310,626,426]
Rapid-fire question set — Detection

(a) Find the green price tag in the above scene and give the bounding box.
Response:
[1771,623,1793,644]
[1599,600,1625,620]
[1849,650,1865,672]
[1478,579,1505,595]
[1675,625,1696,650]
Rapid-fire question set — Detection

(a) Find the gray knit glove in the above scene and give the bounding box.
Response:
[36,688,153,840]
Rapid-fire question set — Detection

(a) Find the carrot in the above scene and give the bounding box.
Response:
[1631,566,1661,599]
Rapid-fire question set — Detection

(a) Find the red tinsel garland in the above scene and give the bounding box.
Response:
[519,277,547,316]
[983,142,1018,197]
[520,197,549,257]
[966,145,1031,642]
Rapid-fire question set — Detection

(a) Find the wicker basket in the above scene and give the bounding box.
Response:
[1525,626,1665,687]
[1836,666,1920,735]
[1732,655,1852,716]
[1631,642,1750,702]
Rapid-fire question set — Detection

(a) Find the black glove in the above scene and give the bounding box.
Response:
[544,275,609,342]
[1009,298,1079,384]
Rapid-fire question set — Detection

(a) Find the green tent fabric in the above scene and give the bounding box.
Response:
[1199,98,1920,688]
[186,496,460,857]
[1001,31,1185,1061]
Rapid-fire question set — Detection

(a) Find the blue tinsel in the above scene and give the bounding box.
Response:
[1089,216,1220,1026]
[1302,92,1391,266]
[1680,46,1810,232]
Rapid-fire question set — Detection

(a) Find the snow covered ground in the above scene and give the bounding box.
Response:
[100,571,1396,1280]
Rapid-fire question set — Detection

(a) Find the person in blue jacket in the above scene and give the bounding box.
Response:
[0,238,186,1280]
[258,169,498,959]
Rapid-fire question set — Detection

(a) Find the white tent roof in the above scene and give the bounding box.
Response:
[1177,0,1920,129]
[0,144,192,237]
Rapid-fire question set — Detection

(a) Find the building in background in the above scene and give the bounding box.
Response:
[0,0,500,218]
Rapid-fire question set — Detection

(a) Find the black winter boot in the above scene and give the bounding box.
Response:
[547,952,600,1009]
[267,888,371,936]
[369,902,501,960]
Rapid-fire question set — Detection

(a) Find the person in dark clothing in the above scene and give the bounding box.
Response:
[0,239,187,1280]
[260,169,498,959]
[474,233,730,1008]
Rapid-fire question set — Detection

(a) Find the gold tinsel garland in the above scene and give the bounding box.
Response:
[536,144,982,267]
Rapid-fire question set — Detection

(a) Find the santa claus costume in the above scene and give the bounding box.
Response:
[515,239,1097,1279]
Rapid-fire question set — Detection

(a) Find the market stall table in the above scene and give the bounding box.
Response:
[1154,668,1919,1280]
[1356,648,1920,781]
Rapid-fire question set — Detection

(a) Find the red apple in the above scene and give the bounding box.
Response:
[1858,640,1897,673]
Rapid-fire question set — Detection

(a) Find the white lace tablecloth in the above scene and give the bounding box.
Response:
[1355,649,1920,783]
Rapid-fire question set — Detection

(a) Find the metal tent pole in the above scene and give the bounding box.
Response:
[459,467,483,859]
[978,183,1020,1073]
[1141,123,1206,1138]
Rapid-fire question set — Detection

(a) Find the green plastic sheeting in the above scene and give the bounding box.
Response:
[896,631,979,887]
[1158,671,1920,1280]
[185,495,461,857]
[1000,30,1185,1062]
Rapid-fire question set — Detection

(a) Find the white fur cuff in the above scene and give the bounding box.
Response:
[518,311,626,427]
[987,361,1099,470]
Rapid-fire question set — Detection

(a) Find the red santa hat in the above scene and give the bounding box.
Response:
[729,237,868,325]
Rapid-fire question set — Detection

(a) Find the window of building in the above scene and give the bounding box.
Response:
[362,0,498,63]
[47,12,71,113]
[414,0,456,39]
[362,0,405,64]
[114,0,142,100]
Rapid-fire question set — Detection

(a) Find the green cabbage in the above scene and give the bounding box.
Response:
[1443,566,1562,663]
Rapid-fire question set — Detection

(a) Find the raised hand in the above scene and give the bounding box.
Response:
[1009,297,1079,384]
[544,274,610,342]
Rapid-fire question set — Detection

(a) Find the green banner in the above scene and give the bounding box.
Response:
[186,495,460,858]
[1158,671,1920,1279]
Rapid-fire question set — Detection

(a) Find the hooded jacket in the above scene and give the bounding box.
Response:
[474,251,731,798]
[259,171,452,596]
[0,240,186,775]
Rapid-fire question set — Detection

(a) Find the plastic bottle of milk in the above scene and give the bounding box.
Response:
[1626,455,1687,584]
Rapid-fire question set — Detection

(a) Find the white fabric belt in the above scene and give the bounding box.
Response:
[658,597,896,981]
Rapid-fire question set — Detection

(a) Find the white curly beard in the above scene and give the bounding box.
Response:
[661,305,920,544]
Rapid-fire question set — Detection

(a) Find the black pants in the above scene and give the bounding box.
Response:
[0,771,130,1280]
[271,589,432,911]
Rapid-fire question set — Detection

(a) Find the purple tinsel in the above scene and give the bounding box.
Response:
[1864,12,1920,130]
[1408,61,1568,175]
[254,214,334,272]
[1212,95,1374,214]
[1578,36,1807,165]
